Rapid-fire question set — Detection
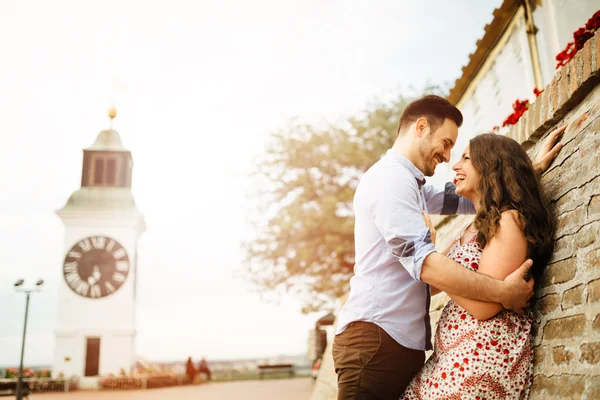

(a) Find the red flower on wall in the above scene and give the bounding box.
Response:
[502,99,529,127]
[493,10,596,129]
[574,27,594,50]
[556,10,600,69]
[585,10,600,31]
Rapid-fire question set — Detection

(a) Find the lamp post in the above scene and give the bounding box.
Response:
[14,279,44,400]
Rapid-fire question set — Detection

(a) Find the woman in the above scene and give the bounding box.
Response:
[402,133,555,400]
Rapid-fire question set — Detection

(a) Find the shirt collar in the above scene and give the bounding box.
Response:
[386,149,426,187]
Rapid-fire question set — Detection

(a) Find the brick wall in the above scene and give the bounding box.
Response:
[312,29,600,400]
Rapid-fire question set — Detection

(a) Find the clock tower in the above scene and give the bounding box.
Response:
[53,109,145,386]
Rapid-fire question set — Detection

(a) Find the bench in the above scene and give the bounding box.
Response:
[0,380,30,398]
[257,364,294,379]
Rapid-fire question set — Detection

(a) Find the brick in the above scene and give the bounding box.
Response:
[531,374,585,399]
[554,176,600,215]
[556,206,586,235]
[562,285,585,310]
[569,52,583,96]
[588,378,600,400]
[582,246,600,273]
[537,293,559,315]
[594,315,600,332]
[533,96,542,132]
[543,314,586,340]
[552,236,575,263]
[589,195,600,220]
[538,89,549,124]
[522,108,537,141]
[559,66,569,107]
[507,118,520,142]
[596,30,600,73]
[540,258,577,288]
[550,75,559,115]
[519,112,529,142]
[552,345,574,365]
[571,112,589,132]
[582,41,593,82]
[580,342,600,364]
[575,221,599,248]
[589,279,600,303]
[534,345,548,365]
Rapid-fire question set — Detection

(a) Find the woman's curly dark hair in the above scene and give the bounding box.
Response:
[470,133,555,278]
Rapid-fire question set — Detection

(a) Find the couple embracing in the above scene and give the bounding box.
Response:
[333,95,565,399]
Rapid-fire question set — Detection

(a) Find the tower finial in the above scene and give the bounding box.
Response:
[108,107,117,129]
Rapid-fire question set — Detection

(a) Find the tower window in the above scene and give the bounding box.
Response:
[90,155,120,186]
[106,159,116,185]
[94,159,104,184]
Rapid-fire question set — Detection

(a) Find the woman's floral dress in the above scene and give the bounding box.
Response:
[402,233,533,400]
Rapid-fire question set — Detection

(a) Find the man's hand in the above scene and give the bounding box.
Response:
[500,259,534,314]
[533,125,567,174]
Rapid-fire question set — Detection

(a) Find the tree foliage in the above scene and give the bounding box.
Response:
[246,87,445,312]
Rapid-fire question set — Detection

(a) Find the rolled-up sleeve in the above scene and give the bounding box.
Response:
[422,182,476,215]
[369,167,437,281]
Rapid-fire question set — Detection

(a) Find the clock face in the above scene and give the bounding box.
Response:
[63,236,130,299]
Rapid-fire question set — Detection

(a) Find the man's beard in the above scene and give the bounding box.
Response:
[418,140,436,177]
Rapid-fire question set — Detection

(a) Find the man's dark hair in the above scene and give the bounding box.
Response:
[397,95,463,136]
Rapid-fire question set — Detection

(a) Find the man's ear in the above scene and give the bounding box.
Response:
[415,117,429,138]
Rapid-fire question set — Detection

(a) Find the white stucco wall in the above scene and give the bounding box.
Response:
[430,3,599,189]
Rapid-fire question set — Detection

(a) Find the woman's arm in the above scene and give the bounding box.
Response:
[446,210,529,320]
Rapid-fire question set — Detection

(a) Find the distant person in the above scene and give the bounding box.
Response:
[402,134,555,399]
[198,357,212,381]
[332,95,564,399]
[185,356,197,381]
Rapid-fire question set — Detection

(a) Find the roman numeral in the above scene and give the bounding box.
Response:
[106,240,116,252]
[68,251,81,259]
[105,282,116,293]
[112,272,126,283]
[91,237,106,249]
[64,262,78,274]
[90,284,101,298]
[113,248,126,260]
[78,239,92,252]
[75,281,89,296]
[116,261,129,272]
[66,272,81,286]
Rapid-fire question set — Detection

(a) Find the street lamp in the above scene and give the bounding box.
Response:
[14,279,44,400]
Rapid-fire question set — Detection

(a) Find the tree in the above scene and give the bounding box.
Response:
[245,87,446,312]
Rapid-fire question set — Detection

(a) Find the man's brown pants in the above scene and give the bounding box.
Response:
[332,321,425,400]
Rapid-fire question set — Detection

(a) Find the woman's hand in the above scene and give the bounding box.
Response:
[533,124,567,174]
[423,211,436,246]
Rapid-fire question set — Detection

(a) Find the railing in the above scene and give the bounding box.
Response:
[99,374,193,390]
[0,378,78,393]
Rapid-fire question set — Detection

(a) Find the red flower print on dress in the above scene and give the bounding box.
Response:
[402,228,533,399]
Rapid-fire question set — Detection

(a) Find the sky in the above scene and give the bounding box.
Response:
[0,0,502,366]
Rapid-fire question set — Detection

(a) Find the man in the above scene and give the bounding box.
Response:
[332,95,564,399]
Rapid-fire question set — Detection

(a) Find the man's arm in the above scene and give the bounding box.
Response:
[420,252,534,314]
[422,183,475,216]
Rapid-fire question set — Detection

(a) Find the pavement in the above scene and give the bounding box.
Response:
[35,378,314,400]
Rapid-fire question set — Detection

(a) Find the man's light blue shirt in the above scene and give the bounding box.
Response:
[336,150,475,350]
